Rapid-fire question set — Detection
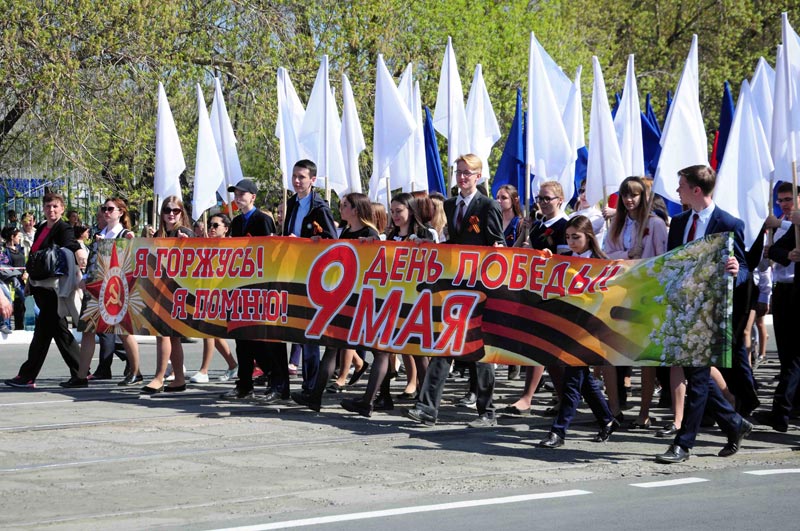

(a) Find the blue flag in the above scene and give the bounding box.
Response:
[710,81,735,170]
[645,93,661,135]
[567,146,589,209]
[492,88,527,199]
[424,106,446,196]
[662,90,673,126]
[641,109,661,178]
[611,92,621,119]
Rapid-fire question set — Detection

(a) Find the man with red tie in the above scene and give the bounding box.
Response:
[656,165,753,463]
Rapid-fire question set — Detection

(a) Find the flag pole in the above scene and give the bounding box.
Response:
[524,163,531,218]
[768,176,775,245]
[283,188,288,234]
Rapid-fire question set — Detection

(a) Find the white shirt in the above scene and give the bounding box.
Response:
[772,217,795,283]
[684,202,715,244]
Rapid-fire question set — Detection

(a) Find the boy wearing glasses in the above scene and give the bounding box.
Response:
[404,154,503,427]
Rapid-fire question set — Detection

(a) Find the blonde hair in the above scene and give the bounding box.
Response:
[455,153,482,172]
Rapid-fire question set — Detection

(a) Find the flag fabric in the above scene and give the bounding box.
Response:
[369,54,415,205]
[192,84,226,219]
[433,37,470,180]
[645,93,661,135]
[641,105,662,177]
[424,106,446,195]
[558,66,586,202]
[412,81,428,192]
[654,35,708,205]
[526,32,574,202]
[299,55,348,197]
[465,64,501,183]
[275,67,307,189]
[715,80,774,249]
[662,90,673,126]
[154,82,186,201]
[750,57,775,144]
[771,14,800,183]
[209,77,244,203]
[586,56,627,206]
[340,72,365,195]
[388,63,419,193]
[614,55,645,177]
[709,81,735,170]
[492,88,527,199]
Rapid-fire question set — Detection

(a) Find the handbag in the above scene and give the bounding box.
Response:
[26,245,66,280]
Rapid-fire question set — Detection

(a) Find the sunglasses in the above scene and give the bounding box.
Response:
[100,206,118,212]
[208,222,223,229]
[162,207,182,215]
[535,196,557,203]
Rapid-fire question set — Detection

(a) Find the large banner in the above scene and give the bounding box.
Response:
[80,233,734,367]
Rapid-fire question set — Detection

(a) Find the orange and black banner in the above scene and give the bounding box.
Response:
[80,234,733,367]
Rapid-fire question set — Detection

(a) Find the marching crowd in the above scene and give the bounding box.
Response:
[1,155,798,464]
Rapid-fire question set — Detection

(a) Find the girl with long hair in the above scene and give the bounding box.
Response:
[188,213,239,384]
[141,196,193,394]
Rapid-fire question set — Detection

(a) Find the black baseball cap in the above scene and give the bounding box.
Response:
[228,178,257,195]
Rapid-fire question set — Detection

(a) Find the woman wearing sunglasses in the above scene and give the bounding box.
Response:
[188,213,238,384]
[141,196,193,394]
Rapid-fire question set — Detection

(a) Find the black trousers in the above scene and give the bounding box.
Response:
[235,339,288,395]
[17,287,80,382]
[416,356,495,419]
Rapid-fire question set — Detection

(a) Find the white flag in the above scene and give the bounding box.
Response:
[192,84,225,219]
[388,63,418,192]
[558,66,586,201]
[369,54,415,204]
[433,36,470,179]
[466,64,501,184]
[210,77,244,202]
[715,80,774,249]
[275,67,308,189]
[412,80,428,192]
[299,55,348,197]
[654,35,708,204]
[771,14,800,182]
[526,32,574,196]
[750,57,775,141]
[154,82,185,201]
[340,73,365,195]
[586,57,627,207]
[614,55,645,177]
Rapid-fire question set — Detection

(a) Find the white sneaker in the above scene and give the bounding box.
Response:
[219,366,238,382]
[164,362,186,382]
[189,371,209,383]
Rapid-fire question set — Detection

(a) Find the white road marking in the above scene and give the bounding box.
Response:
[744,469,800,476]
[213,490,592,530]
[630,477,709,488]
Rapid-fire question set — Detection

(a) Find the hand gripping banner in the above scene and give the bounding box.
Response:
[80,233,733,367]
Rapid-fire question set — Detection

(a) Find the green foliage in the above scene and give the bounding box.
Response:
[1,0,799,213]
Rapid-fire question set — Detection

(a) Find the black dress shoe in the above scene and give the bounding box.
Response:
[89,370,112,381]
[753,410,789,432]
[538,432,565,448]
[259,390,285,404]
[656,422,679,437]
[498,405,531,417]
[59,377,88,389]
[348,362,370,385]
[140,385,163,395]
[593,418,620,442]
[291,391,321,412]
[719,419,753,457]
[219,387,253,401]
[341,398,372,418]
[656,444,690,463]
[396,391,418,400]
[118,373,143,386]
[373,395,394,411]
[164,384,186,393]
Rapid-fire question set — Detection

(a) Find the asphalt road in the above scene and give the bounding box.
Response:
[0,331,797,530]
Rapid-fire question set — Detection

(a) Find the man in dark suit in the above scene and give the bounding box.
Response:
[404,154,504,427]
[6,193,86,389]
[219,178,287,403]
[754,205,800,432]
[282,159,337,394]
[656,165,753,463]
